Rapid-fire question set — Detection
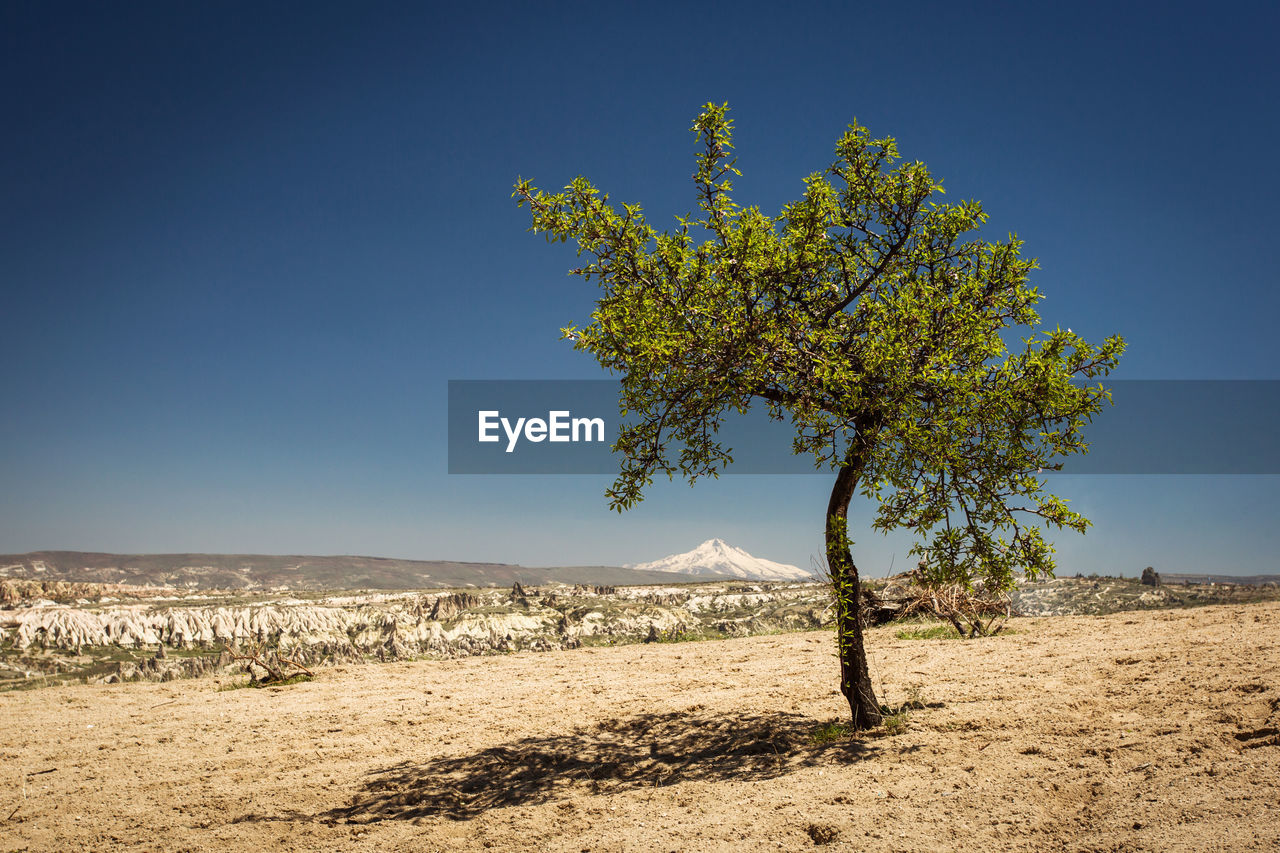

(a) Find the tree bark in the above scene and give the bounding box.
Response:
[826,463,883,729]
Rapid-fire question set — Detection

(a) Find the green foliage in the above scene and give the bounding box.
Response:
[514,102,1122,600]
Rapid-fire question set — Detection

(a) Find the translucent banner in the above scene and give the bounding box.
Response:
[448,380,1280,475]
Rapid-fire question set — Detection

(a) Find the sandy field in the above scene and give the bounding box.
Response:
[2,602,1278,852]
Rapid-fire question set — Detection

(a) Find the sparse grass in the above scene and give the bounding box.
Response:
[878,686,928,735]
[0,645,233,692]
[881,711,910,735]
[581,627,727,647]
[646,628,688,643]
[810,691,924,741]
[900,685,926,708]
[894,622,958,640]
[893,620,1018,640]
[809,720,857,744]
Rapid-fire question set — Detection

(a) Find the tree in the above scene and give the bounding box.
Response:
[514,103,1123,729]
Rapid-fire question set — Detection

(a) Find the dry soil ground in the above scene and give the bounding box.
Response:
[2,602,1278,852]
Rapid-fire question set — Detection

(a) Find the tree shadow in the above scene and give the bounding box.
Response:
[326,710,878,822]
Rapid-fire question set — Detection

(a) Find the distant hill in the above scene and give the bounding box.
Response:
[0,551,695,591]
[1158,573,1280,586]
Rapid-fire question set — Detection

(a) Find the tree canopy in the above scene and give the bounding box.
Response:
[515,103,1123,726]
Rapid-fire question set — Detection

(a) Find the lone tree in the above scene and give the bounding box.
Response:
[515,104,1123,729]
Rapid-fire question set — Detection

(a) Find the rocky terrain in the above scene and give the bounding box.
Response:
[3,573,1278,691]
[0,580,834,688]
[1014,574,1280,616]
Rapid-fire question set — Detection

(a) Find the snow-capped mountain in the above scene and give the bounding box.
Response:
[628,538,814,582]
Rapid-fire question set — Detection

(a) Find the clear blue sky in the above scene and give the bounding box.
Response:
[3,1,1278,575]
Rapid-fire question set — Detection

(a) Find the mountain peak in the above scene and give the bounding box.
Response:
[630,540,813,582]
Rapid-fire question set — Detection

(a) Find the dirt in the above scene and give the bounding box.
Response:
[2,602,1278,852]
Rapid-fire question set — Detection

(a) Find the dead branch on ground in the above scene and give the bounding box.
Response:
[879,570,1013,637]
[223,643,314,685]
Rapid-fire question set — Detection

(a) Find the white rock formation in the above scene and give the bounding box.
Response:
[0,581,834,686]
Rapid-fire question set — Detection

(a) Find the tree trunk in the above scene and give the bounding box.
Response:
[826,464,883,729]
